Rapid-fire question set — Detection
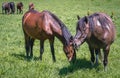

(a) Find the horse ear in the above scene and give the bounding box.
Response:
[84,16,88,24]
[77,15,80,20]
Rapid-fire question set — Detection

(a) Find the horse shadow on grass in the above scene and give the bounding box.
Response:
[11,53,40,62]
[59,58,100,76]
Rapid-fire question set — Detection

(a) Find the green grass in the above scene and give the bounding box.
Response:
[0,0,120,78]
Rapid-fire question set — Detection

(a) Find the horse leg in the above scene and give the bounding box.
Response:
[17,9,18,14]
[8,8,10,14]
[40,40,44,60]
[30,38,35,58]
[89,47,95,66]
[21,9,23,14]
[49,37,56,62]
[5,9,7,14]
[25,36,30,58]
[95,49,100,65]
[19,10,21,14]
[103,46,110,71]
[23,30,30,58]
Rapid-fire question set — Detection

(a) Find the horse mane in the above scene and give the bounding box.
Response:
[81,13,113,32]
[46,11,72,45]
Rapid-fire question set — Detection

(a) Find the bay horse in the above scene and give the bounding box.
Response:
[17,2,23,14]
[2,2,10,14]
[22,9,76,62]
[73,12,116,70]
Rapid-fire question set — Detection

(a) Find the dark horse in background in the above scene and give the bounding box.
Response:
[2,2,10,14]
[9,2,15,14]
[74,12,116,70]
[22,9,76,62]
[17,2,23,14]
[2,2,15,14]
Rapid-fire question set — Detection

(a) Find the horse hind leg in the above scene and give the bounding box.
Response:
[103,46,110,71]
[30,38,35,58]
[95,49,100,65]
[99,50,103,62]
[40,40,44,60]
[23,30,30,58]
[49,37,56,62]
[89,47,95,66]
[25,36,30,58]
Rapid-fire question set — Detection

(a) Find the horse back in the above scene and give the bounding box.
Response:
[22,10,54,40]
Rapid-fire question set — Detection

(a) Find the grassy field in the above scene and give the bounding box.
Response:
[0,0,120,78]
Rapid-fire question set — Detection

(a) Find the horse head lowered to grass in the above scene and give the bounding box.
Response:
[22,9,76,62]
[73,12,116,70]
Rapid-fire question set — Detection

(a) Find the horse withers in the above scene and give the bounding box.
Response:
[74,12,116,70]
[22,9,76,62]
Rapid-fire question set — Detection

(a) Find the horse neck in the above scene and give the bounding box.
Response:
[55,33,66,45]
[54,26,71,45]
[47,11,71,45]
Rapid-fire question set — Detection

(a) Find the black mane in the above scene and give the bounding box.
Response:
[47,11,72,45]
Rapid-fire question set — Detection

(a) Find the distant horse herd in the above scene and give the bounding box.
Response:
[2,2,116,70]
[2,2,23,14]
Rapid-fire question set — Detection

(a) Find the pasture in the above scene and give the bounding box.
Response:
[0,0,120,78]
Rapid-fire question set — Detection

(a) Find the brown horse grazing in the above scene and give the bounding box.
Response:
[22,10,76,62]
[74,12,116,70]
[17,2,23,14]
[2,2,10,14]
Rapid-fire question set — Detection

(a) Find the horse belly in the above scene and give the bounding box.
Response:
[24,26,51,40]
[86,38,106,49]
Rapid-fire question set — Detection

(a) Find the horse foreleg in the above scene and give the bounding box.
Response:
[89,47,95,66]
[103,46,110,71]
[40,40,44,60]
[49,37,56,62]
[30,38,35,58]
